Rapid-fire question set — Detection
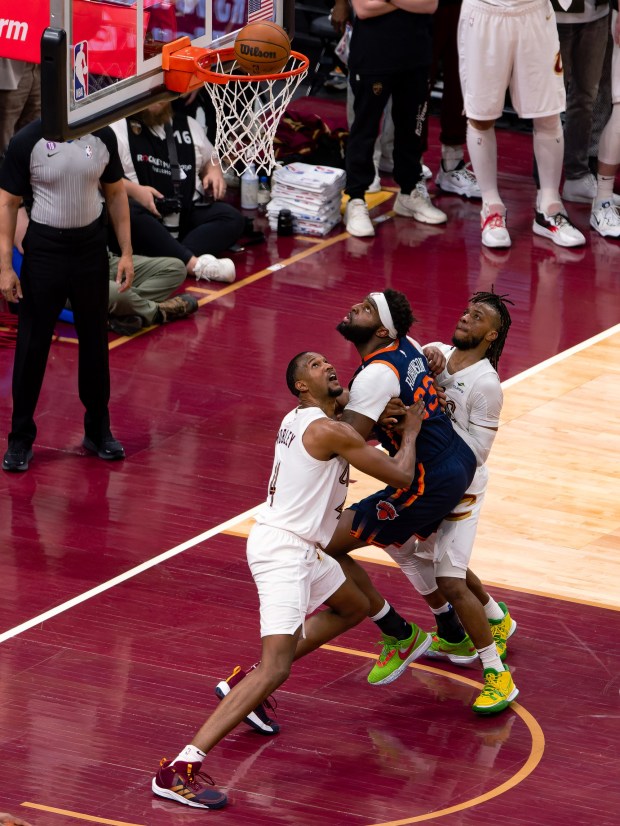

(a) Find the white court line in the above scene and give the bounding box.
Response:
[0,505,260,645]
[3,322,619,646]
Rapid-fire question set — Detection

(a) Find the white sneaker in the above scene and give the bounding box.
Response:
[435,161,481,199]
[590,201,620,238]
[481,209,511,248]
[345,198,375,237]
[533,210,586,247]
[562,173,596,204]
[422,163,432,180]
[194,254,236,282]
[367,173,382,194]
[394,183,447,225]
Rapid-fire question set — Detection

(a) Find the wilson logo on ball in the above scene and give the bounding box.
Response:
[239,44,277,59]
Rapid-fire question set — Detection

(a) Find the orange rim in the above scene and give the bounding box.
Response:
[195,47,309,84]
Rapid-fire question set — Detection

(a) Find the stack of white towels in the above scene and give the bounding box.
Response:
[266,162,346,236]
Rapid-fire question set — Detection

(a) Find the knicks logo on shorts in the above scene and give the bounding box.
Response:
[554,51,563,76]
[376,501,397,521]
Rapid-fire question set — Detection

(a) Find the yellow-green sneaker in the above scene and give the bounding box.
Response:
[367,624,432,686]
[472,667,519,714]
[425,633,479,666]
[489,601,517,661]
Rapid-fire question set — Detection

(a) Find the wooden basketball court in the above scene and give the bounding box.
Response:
[1,117,620,826]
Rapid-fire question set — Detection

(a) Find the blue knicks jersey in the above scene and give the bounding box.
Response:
[351,338,457,464]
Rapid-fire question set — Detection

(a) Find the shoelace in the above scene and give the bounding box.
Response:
[480,672,506,700]
[548,212,573,229]
[183,764,217,791]
[482,213,506,231]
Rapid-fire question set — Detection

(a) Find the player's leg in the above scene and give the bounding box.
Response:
[465,567,517,656]
[459,0,512,246]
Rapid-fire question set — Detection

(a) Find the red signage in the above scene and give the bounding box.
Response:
[0,1,50,63]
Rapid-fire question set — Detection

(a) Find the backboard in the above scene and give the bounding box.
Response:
[0,0,294,140]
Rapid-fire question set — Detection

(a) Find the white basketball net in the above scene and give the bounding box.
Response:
[202,53,308,176]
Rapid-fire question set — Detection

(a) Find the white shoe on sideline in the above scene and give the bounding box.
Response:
[435,161,481,199]
[481,208,511,248]
[533,210,586,247]
[367,173,382,194]
[590,201,620,238]
[422,163,432,180]
[394,183,447,225]
[345,198,375,237]
[194,254,236,282]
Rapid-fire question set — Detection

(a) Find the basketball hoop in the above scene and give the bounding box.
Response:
[163,40,309,175]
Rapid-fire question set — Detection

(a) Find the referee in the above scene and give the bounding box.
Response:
[0,120,134,472]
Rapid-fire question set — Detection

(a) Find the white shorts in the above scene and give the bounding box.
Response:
[247,523,346,638]
[612,12,620,104]
[415,487,487,578]
[459,0,565,120]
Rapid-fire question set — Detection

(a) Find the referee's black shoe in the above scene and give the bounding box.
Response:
[2,444,33,472]
[83,433,125,461]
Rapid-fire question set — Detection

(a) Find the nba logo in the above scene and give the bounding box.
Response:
[73,41,89,102]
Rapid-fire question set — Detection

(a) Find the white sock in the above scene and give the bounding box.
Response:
[482,597,505,622]
[174,744,207,765]
[370,600,391,622]
[595,174,616,207]
[477,642,504,672]
[441,144,464,172]
[467,122,501,206]
[430,602,451,615]
[533,115,564,214]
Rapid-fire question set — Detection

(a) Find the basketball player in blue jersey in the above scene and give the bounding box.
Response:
[321,289,477,685]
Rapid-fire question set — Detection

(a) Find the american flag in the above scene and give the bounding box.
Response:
[248,0,274,23]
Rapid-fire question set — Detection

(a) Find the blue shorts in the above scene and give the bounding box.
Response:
[349,434,476,547]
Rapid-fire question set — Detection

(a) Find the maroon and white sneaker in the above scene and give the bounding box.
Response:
[532,210,586,247]
[152,758,227,809]
[215,665,280,736]
[481,208,511,248]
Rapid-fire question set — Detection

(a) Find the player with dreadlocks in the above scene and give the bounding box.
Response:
[365,288,519,714]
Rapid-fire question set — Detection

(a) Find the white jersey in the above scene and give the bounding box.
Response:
[431,343,502,490]
[254,407,349,547]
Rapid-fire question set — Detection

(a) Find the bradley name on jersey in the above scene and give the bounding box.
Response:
[275,427,296,448]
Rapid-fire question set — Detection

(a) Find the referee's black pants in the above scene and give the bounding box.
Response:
[345,68,430,201]
[9,217,111,449]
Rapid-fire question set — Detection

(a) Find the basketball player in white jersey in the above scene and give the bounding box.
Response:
[459,0,585,248]
[152,351,426,810]
[591,3,620,238]
[379,290,519,714]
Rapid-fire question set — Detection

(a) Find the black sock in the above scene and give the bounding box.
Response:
[436,606,466,644]
[375,607,412,640]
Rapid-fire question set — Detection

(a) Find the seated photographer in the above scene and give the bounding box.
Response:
[109,101,245,282]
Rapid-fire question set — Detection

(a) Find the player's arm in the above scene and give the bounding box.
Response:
[340,408,376,440]
[351,0,396,20]
[307,401,425,488]
[386,0,437,13]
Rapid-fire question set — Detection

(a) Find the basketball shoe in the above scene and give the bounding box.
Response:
[591,201,620,238]
[489,601,517,661]
[425,633,479,666]
[472,667,519,715]
[152,758,227,809]
[367,623,431,686]
[345,198,375,237]
[532,210,586,247]
[435,161,481,199]
[562,173,620,205]
[193,254,236,282]
[481,206,511,248]
[394,183,447,224]
[215,665,280,735]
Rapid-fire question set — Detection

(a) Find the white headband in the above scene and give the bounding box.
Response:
[369,292,398,340]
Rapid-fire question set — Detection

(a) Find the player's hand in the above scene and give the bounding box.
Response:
[0,814,34,826]
[395,399,425,436]
[423,345,446,376]
[0,267,22,303]
[378,396,407,430]
[432,379,448,412]
[330,0,351,33]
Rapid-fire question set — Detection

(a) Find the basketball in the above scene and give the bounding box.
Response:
[233,21,291,75]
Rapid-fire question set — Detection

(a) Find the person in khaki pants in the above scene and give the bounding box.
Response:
[0,59,40,158]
